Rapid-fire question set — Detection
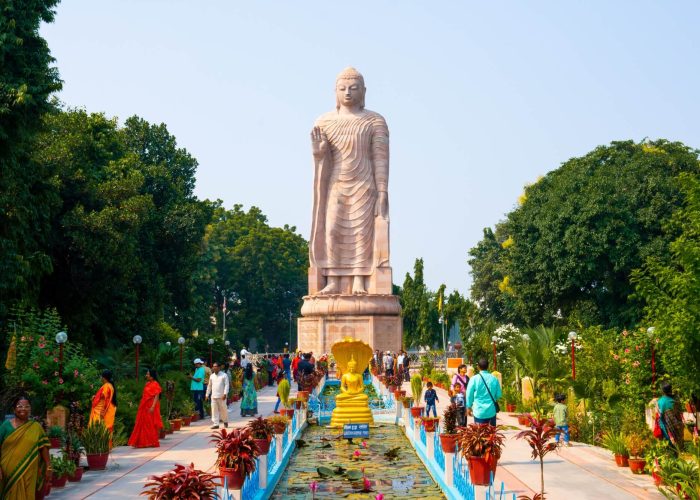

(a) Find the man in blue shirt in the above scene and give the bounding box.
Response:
[465,358,501,426]
[189,358,206,419]
[282,353,292,382]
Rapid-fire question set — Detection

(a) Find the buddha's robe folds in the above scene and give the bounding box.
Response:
[310,110,389,277]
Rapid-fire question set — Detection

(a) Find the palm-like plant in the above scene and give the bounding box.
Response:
[511,326,567,397]
[141,463,219,499]
[516,416,560,499]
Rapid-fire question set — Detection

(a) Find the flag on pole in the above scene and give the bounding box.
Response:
[437,293,443,315]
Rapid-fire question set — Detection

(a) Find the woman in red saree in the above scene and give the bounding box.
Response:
[128,368,163,448]
[89,370,118,445]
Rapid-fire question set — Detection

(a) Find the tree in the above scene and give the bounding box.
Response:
[401,259,440,348]
[469,140,700,328]
[633,172,700,400]
[0,0,62,322]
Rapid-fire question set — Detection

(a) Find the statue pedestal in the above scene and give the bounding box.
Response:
[298,294,402,354]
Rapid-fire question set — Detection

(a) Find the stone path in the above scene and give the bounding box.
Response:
[399,379,663,499]
[49,384,280,499]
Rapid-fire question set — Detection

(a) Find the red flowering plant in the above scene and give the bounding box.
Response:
[142,462,219,499]
[610,328,655,409]
[209,427,258,476]
[2,309,100,415]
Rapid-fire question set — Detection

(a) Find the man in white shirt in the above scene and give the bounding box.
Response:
[383,351,394,376]
[240,354,250,369]
[206,361,230,429]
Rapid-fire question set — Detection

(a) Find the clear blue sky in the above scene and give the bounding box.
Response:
[41,1,700,296]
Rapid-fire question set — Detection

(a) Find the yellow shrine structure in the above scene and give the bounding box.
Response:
[330,337,374,427]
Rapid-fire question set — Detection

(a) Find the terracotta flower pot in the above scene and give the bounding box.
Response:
[159,429,167,439]
[614,454,629,467]
[394,390,406,399]
[68,467,84,482]
[505,403,516,413]
[86,452,109,470]
[297,391,309,401]
[166,427,174,435]
[170,419,182,431]
[439,433,458,453]
[191,413,200,422]
[51,475,68,488]
[254,437,271,454]
[273,422,287,434]
[517,414,531,426]
[421,417,440,432]
[410,406,424,418]
[182,416,192,426]
[468,455,497,486]
[282,408,295,418]
[628,458,646,474]
[50,437,62,449]
[219,466,245,490]
[401,398,412,408]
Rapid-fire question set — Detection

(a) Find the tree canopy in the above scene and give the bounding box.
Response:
[469,140,700,329]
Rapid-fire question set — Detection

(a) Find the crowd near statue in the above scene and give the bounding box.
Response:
[309,67,391,295]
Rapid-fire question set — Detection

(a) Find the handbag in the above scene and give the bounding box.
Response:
[478,372,500,413]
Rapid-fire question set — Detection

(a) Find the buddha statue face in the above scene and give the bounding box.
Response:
[347,359,358,373]
[335,67,365,110]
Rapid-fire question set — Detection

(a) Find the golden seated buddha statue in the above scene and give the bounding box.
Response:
[330,339,374,428]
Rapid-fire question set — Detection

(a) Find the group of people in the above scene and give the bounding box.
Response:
[373,349,411,382]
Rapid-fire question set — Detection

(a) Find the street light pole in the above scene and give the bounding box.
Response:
[222,291,226,341]
[288,310,293,352]
[439,315,446,353]
[178,336,185,371]
[133,335,143,381]
[647,327,656,384]
[491,335,498,371]
[208,338,214,366]
[568,331,577,381]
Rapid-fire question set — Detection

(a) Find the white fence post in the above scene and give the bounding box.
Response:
[445,451,455,486]
[426,431,434,459]
[259,454,268,489]
[413,418,420,443]
[275,434,283,463]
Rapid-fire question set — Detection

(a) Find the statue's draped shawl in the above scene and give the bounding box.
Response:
[310,110,388,275]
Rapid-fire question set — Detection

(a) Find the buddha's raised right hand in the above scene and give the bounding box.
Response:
[311,126,328,159]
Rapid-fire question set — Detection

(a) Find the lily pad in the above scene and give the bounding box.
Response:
[345,469,363,481]
[317,466,334,478]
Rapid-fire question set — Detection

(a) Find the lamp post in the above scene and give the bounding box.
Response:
[439,315,446,353]
[647,327,656,384]
[285,342,289,354]
[568,331,577,381]
[288,310,293,352]
[208,338,214,366]
[133,335,142,380]
[55,331,68,380]
[178,337,185,370]
[491,335,498,371]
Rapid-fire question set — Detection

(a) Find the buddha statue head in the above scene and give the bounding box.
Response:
[347,356,358,373]
[335,67,366,111]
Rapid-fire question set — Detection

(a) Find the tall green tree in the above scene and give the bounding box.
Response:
[0,0,62,321]
[633,172,700,399]
[401,258,440,348]
[469,140,700,328]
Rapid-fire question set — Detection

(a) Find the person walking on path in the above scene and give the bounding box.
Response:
[206,361,230,429]
[266,354,275,386]
[273,372,287,413]
[402,350,410,382]
[657,381,685,452]
[553,393,571,446]
[89,369,118,447]
[128,368,163,448]
[424,381,439,417]
[0,395,51,499]
[189,358,206,419]
[297,353,314,391]
[282,353,292,382]
[240,364,258,417]
[383,351,394,377]
[466,358,502,426]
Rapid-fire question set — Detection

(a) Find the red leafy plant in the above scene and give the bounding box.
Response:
[457,424,506,460]
[515,416,560,500]
[247,416,274,440]
[209,427,258,475]
[141,462,218,499]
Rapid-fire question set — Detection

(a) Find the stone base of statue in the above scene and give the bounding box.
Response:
[298,294,402,354]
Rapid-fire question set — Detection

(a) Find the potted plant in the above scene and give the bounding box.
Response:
[626,434,649,474]
[64,430,84,467]
[601,430,629,467]
[457,423,506,486]
[267,415,289,434]
[278,378,294,417]
[181,400,195,426]
[410,374,424,418]
[420,416,440,432]
[516,416,560,499]
[247,416,274,454]
[209,428,258,490]
[83,420,111,470]
[518,413,532,426]
[142,462,219,499]
[440,403,460,453]
[502,384,518,413]
[400,396,413,409]
[163,418,173,435]
[48,425,65,449]
[50,454,75,488]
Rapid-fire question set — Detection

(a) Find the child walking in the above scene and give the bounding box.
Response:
[451,383,466,426]
[424,381,439,417]
[553,393,571,447]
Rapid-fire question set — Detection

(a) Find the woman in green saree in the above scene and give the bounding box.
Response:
[240,364,258,417]
[0,395,51,499]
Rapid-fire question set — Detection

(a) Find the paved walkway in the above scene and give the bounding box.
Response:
[399,379,663,499]
[49,384,280,499]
